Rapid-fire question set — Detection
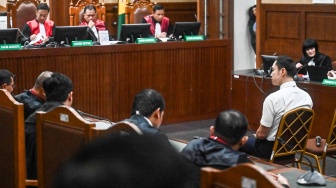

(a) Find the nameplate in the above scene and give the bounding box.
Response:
[322,79,336,86]
[71,40,93,47]
[0,44,22,51]
[136,38,156,44]
[184,35,204,42]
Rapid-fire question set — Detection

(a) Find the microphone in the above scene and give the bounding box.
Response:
[194,14,206,39]
[76,109,114,125]
[316,136,321,147]
[277,137,326,186]
[17,29,30,48]
[294,63,309,81]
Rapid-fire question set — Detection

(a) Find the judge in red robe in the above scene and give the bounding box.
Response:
[80,5,107,42]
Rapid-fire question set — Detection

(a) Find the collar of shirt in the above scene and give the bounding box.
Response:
[280,81,296,89]
[143,116,153,127]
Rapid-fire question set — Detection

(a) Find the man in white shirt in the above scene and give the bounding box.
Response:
[239,56,313,159]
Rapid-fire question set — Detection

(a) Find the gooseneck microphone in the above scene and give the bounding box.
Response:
[18,29,30,48]
[294,62,310,81]
[76,109,114,125]
[277,137,326,186]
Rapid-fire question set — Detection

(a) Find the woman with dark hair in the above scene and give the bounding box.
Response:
[248,5,257,53]
[296,38,332,74]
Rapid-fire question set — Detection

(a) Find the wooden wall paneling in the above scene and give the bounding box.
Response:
[257,2,336,67]
[104,3,118,38]
[161,2,197,24]
[0,40,231,125]
[49,0,71,26]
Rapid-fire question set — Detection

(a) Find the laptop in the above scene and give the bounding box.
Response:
[306,66,328,82]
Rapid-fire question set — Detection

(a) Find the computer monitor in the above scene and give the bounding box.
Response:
[54,26,88,46]
[0,28,18,44]
[172,22,201,40]
[119,23,151,43]
[261,55,278,76]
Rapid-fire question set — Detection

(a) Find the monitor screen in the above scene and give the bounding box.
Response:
[0,28,18,44]
[261,55,278,76]
[54,26,88,45]
[119,23,151,43]
[172,22,201,40]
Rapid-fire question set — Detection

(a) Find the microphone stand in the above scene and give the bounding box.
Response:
[277,137,326,186]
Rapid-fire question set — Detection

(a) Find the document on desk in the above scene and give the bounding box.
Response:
[29,33,42,45]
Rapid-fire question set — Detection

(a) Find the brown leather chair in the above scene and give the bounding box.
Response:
[200,163,283,188]
[0,89,25,188]
[36,105,95,188]
[125,0,154,24]
[6,0,45,29]
[69,0,106,26]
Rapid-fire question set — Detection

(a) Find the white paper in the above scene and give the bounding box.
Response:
[99,30,110,45]
[0,16,7,29]
[313,0,334,4]
[29,33,42,45]
[95,121,111,129]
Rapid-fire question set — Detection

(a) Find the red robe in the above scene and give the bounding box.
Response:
[80,20,106,30]
[144,15,170,36]
[27,19,54,44]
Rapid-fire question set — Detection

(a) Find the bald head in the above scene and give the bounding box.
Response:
[34,71,52,90]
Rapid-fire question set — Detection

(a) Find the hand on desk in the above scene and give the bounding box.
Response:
[269,172,290,187]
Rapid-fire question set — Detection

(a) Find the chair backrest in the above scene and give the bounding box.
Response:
[0,89,25,188]
[6,0,44,29]
[332,61,336,70]
[36,105,95,188]
[125,0,154,24]
[270,107,314,164]
[325,109,336,150]
[91,121,142,138]
[69,0,106,26]
[200,163,283,188]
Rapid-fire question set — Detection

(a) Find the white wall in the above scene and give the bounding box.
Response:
[233,0,256,70]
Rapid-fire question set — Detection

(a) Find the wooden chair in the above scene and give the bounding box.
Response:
[125,0,154,24]
[6,0,45,29]
[91,121,142,138]
[69,0,106,26]
[36,105,95,188]
[200,163,283,188]
[270,107,314,168]
[0,89,25,188]
[303,109,336,174]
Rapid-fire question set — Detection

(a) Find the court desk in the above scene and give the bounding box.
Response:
[0,39,232,125]
[232,69,336,139]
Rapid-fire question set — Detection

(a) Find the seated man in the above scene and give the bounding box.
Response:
[123,89,167,139]
[20,3,55,45]
[25,72,73,179]
[15,71,52,120]
[0,69,15,93]
[79,5,106,42]
[181,109,289,187]
[142,4,173,38]
[239,56,313,159]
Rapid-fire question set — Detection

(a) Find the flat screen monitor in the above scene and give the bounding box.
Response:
[172,22,201,40]
[119,23,151,43]
[261,55,278,76]
[0,28,18,44]
[54,26,88,46]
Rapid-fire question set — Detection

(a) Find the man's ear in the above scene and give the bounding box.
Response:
[210,126,215,137]
[239,136,248,147]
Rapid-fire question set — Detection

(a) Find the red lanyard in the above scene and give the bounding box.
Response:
[210,136,229,145]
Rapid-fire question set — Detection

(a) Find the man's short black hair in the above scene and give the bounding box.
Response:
[275,56,297,78]
[131,89,165,117]
[153,4,164,12]
[214,109,248,145]
[0,69,14,85]
[54,134,193,188]
[42,72,73,102]
[83,5,96,14]
[37,3,50,12]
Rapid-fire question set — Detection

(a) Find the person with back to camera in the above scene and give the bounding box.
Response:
[15,71,52,120]
[80,5,106,43]
[142,4,173,38]
[180,109,290,187]
[25,72,74,180]
[0,69,15,94]
[239,56,312,161]
[296,38,332,75]
[248,5,257,54]
[20,3,55,45]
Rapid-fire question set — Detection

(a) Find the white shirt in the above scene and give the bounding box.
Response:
[39,23,46,38]
[260,81,313,141]
[91,26,99,39]
[155,23,161,38]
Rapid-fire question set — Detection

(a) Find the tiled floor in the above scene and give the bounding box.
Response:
[161,119,336,177]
